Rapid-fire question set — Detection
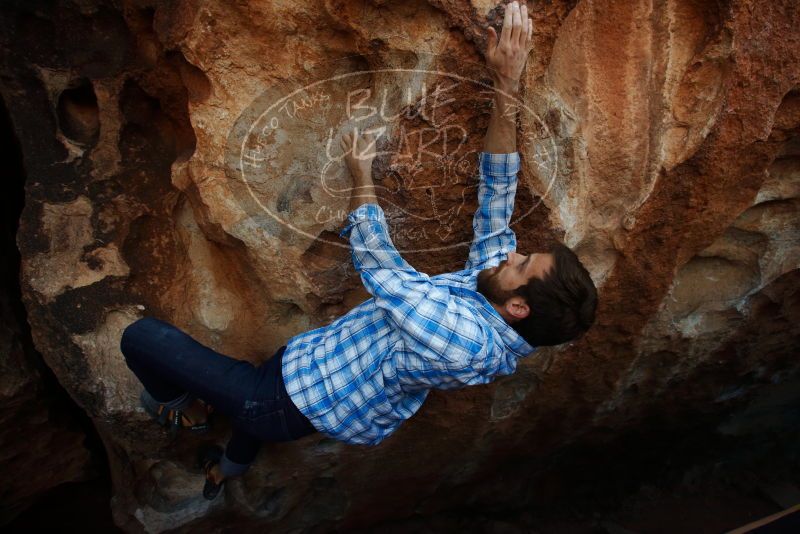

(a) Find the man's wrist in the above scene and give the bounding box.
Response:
[339,202,385,239]
[492,76,520,95]
[352,172,373,185]
[348,179,378,213]
[492,80,520,123]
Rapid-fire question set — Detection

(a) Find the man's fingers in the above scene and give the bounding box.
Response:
[510,1,522,45]
[487,26,498,53]
[500,0,513,47]
[519,3,528,48]
[355,133,363,157]
[354,131,375,160]
[364,133,377,158]
[527,15,533,46]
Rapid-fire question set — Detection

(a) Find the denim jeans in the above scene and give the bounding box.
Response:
[119,316,317,477]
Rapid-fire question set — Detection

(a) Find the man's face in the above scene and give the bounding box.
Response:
[477,251,555,308]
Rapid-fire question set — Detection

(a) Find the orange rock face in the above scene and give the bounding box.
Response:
[2,0,799,530]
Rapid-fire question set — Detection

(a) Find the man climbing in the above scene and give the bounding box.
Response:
[119,0,597,500]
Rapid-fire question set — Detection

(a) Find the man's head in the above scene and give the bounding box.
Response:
[477,243,598,346]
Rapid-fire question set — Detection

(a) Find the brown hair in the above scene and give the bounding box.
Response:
[511,243,598,346]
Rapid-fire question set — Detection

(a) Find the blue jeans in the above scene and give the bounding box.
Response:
[119,316,317,477]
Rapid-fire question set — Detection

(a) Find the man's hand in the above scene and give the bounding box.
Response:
[341,129,376,183]
[340,129,379,213]
[482,1,531,153]
[486,1,533,93]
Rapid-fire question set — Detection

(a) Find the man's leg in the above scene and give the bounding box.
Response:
[121,317,197,415]
[217,425,262,480]
[119,316,262,418]
[120,317,311,486]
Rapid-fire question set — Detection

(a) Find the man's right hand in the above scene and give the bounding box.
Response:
[486,1,533,92]
[340,129,379,213]
[340,129,376,184]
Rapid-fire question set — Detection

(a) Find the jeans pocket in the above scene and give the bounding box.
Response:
[241,403,291,441]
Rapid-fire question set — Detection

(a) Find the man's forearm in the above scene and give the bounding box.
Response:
[341,130,379,214]
[348,178,378,213]
[482,84,519,153]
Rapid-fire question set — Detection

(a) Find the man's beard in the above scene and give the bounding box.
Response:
[476,261,519,306]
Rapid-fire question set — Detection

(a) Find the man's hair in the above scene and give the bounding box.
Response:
[511,243,598,347]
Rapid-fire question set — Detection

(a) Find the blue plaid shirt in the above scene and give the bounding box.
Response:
[281,152,536,445]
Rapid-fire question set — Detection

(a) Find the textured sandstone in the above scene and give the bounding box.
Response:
[0,99,92,521]
[0,281,93,523]
[1,0,799,531]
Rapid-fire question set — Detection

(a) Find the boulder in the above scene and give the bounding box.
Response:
[0,100,92,522]
[1,0,798,531]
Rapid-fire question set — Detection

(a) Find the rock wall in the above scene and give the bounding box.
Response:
[1,0,798,531]
[0,95,93,522]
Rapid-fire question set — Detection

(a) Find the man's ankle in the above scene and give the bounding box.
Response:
[183,400,207,423]
[208,464,225,485]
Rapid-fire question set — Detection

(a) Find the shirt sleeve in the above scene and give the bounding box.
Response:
[464,152,521,271]
[339,203,503,386]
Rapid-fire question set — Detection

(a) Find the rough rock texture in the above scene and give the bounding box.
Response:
[0,296,93,523]
[0,98,93,522]
[1,0,799,531]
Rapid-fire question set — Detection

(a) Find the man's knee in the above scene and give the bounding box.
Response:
[119,316,161,362]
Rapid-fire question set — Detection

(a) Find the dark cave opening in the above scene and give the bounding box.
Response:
[0,89,117,530]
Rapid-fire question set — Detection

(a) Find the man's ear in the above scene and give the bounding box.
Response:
[503,296,530,321]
